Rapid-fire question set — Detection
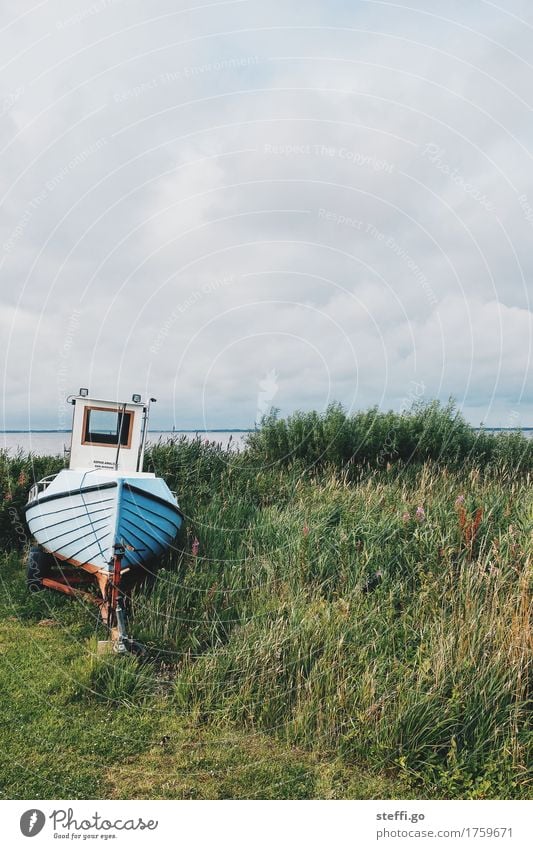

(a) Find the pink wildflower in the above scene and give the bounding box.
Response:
[415,505,425,522]
[191,537,200,557]
[455,494,465,507]
[302,524,309,537]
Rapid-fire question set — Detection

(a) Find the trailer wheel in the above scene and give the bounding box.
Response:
[27,546,53,592]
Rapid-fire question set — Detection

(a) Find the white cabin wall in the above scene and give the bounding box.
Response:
[68,398,145,471]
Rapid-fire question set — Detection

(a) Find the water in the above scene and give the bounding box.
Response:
[0,431,250,456]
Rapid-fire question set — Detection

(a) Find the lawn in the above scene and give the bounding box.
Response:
[0,553,413,799]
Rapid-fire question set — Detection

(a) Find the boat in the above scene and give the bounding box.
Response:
[24,389,184,651]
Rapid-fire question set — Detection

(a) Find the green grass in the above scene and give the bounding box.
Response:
[0,553,412,800]
[245,400,533,473]
[0,402,531,799]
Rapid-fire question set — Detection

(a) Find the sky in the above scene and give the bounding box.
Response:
[1,0,532,429]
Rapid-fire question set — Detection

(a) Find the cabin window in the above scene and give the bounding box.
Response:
[82,407,132,447]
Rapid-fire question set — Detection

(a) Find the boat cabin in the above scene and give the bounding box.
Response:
[68,390,149,472]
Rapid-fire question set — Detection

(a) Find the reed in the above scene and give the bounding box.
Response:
[135,444,532,798]
[1,403,531,797]
[245,401,533,475]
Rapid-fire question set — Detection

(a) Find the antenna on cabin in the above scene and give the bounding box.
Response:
[138,397,156,471]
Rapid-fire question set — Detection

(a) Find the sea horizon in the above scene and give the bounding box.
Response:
[0,429,251,455]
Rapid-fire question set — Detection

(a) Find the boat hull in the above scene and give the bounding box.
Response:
[25,469,184,574]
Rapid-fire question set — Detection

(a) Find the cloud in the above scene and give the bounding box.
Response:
[1,0,531,428]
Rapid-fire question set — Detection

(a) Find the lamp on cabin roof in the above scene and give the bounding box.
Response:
[79,387,88,397]
[132,393,141,403]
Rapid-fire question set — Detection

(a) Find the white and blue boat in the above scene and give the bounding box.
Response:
[24,390,184,650]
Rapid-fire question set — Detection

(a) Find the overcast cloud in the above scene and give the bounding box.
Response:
[1,0,532,429]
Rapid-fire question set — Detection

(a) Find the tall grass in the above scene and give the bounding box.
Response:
[1,401,531,797]
[0,450,64,549]
[246,401,533,475]
[133,456,532,798]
